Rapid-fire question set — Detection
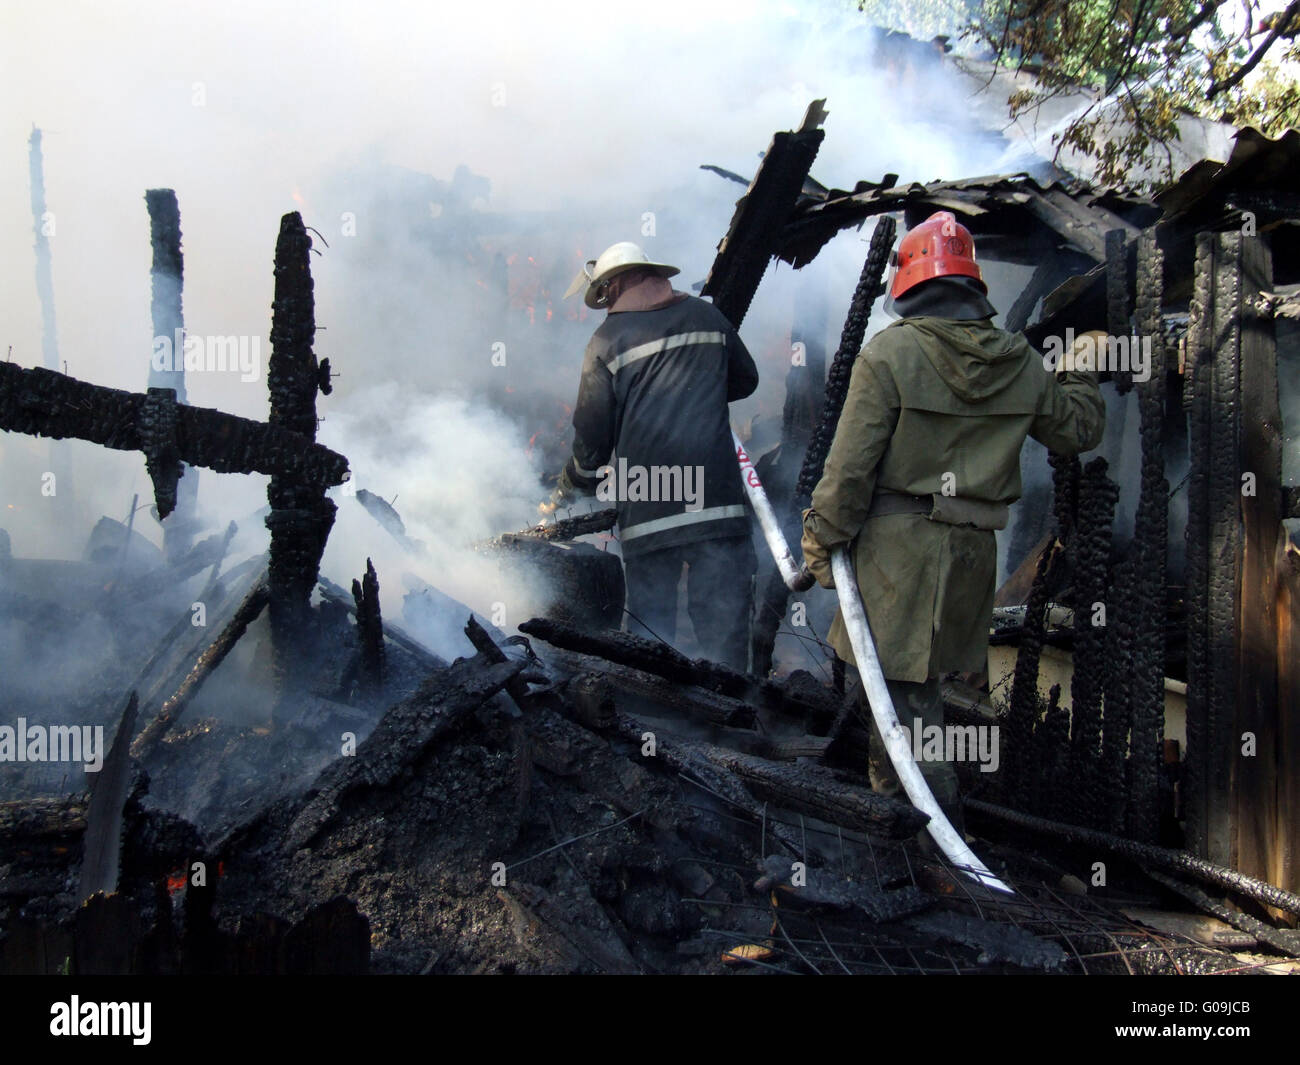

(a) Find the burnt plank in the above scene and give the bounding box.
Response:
[1234,232,1282,889]
[78,693,139,901]
[282,654,526,852]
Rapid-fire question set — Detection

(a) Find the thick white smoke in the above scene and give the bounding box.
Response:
[0,0,1016,650]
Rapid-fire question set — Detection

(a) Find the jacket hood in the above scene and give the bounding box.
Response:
[898,316,1029,403]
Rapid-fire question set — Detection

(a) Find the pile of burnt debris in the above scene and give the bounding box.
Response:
[6,111,1300,975]
[2,528,1298,975]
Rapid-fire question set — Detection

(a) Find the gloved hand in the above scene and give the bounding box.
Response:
[540,463,591,515]
[800,508,837,590]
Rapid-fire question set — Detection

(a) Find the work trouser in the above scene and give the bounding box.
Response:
[622,534,756,672]
[852,673,960,809]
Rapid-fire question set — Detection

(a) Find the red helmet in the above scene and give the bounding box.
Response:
[889,211,984,300]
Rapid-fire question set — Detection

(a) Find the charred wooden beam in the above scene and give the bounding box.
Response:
[490,508,619,544]
[0,362,349,518]
[1004,539,1062,809]
[966,797,1300,918]
[597,711,804,856]
[0,796,87,841]
[465,614,533,717]
[1182,233,1215,856]
[519,616,839,723]
[701,100,827,328]
[694,744,928,839]
[752,216,896,676]
[318,577,447,671]
[1126,230,1169,843]
[126,552,261,717]
[78,693,138,902]
[1106,228,1134,394]
[1232,233,1281,888]
[1185,232,1250,866]
[351,558,386,697]
[282,654,527,853]
[1146,870,1300,958]
[266,212,336,696]
[482,536,625,631]
[145,188,199,560]
[1065,460,1117,831]
[538,643,756,729]
[130,575,270,760]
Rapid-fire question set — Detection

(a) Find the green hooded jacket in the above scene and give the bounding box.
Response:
[804,315,1105,682]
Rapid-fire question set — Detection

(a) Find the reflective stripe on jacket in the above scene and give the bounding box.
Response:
[566,293,759,559]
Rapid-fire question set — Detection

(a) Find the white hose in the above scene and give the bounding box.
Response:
[831,545,1014,894]
[732,430,813,592]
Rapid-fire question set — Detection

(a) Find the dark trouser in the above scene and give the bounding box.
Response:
[849,672,960,809]
[622,534,756,672]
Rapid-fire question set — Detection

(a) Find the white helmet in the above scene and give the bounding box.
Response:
[563,241,679,309]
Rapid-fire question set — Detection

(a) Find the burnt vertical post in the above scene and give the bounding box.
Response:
[351,558,386,698]
[1182,232,1214,858]
[750,216,895,676]
[1126,230,1168,843]
[266,212,336,699]
[1185,231,1252,867]
[1231,232,1280,887]
[145,189,198,561]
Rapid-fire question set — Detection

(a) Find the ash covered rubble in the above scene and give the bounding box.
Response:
[5,111,1300,978]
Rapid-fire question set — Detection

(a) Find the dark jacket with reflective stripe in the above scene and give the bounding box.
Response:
[565,293,759,559]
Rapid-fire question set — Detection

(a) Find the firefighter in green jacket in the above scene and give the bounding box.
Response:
[800,211,1105,822]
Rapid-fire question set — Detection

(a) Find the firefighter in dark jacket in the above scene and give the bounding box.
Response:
[555,241,760,670]
[801,212,1106,816]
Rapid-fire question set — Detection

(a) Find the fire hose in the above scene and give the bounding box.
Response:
[830,546,1013,894]
[733,430,814,593]
[734,430,1013,893]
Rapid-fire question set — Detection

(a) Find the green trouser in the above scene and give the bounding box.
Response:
[858,675,960,809]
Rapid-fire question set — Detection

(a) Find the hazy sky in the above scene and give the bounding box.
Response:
[0,0,1013,571]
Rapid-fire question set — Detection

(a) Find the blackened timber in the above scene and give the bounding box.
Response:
[966,797,1300,918]
[145,190,186,400]
[145,189,198,558]
[318,577,447,671]
[1182,233,1215,856]
[1069,459,1116,831]
[465,614,533,717]
[1205,233,1245,866]
[282,654,527,852]
[508,509,618,543]
[538,644,756,729]
[1146,870,1300,959]
[1004,539,1061,809]
[266,212,336,695]
[78,693,138,902]
[599,711,805,857]
[130,576,270,760]
[351,558,386,697]
[701,101,827,328]
[1233,233,1281,888]
[798,218,895,509]
[694,744,928,839]
[0,797,87,842]
[0,362,349,514]
[1127,231,1169,843]
[130,556,264,715]
[518,616,838,722]
[752,217,897,677]
[1106,229,1133,394]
